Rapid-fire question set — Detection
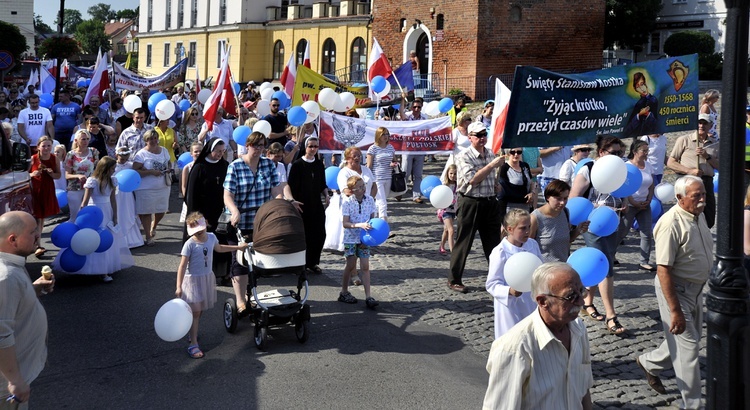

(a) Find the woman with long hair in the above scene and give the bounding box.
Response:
[29,136,61,257]
[700,89,720,140]
[178,106,204,153]
[617,140,656,271]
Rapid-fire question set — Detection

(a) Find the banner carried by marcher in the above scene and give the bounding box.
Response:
[502,54,699,147]
[68,59,188,93]
[292,66,370,108]
[318,111,453,155]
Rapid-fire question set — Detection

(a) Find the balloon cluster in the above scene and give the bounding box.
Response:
[50,206,114,272]
[318,88,356,113]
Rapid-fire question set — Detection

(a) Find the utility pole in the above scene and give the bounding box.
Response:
[54,0,65,104]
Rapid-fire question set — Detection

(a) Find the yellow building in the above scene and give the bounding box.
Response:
[136,0,372,84]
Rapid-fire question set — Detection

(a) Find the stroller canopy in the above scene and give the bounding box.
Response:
[253,199,306,254]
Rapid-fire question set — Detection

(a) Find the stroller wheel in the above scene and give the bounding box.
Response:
[295,319,310,343]
[224,298,238,333]
[254,326,268,351]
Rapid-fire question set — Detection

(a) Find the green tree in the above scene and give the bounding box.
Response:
[54,9,83,34]
[664,31,722,80]
[116,8,138,20]
[88,3,117,21]
[604,0,663,52]
[34,14,54,35]
[0,21,28,63]
[75,20,111,54]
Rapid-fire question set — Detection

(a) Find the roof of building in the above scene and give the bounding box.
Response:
[105,19,136,38]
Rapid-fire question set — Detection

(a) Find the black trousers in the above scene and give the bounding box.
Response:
[302,206,326,268]
[701,176,716,229]
[449,195,502,285]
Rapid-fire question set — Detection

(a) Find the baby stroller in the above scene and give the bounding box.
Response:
[223,199,310,350]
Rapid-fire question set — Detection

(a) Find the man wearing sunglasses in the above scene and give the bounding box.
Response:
[484,262,593,409]
[398,95,428,203]
[448,122,504,293]
[263,97,290,147]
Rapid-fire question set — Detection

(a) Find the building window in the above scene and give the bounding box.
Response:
[281,0,289,19]
[672,0,687,3]
[191,0,198,26]
[166,0,172,29]
[117,44,126,55]
[220,0,227,23]
[189,42,197,67]
[436,14,444,30]
[321,38,336,74]
[648,32,661,54]
[175,42,183,62]
[164,43,170,66]
[178,0,184,27]
[510,6,521,22]
[399,18,406,32]
[273,40,285,80]
[350,37,366,82]
[146,44,152,67]
[296,40,307,66]
[147,0,153,31]
[217,40,227,68]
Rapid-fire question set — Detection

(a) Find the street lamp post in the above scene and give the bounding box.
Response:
[705,1,750,408]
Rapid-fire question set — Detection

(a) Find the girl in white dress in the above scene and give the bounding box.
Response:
[485,209,543,339]
[115,147,144,248]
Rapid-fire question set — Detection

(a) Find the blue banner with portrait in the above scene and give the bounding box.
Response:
[502,54,699,147]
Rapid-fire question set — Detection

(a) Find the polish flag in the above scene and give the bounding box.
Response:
[203,45,236,130]
[303,40,311,68]
[61,59,69,78]
[488,79,511,154]
[280,52,296,98]
[195,64,201,94]
[367,38,393,99]
[84,48,110,106]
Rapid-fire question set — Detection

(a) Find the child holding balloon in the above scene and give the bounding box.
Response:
[177,212,248,359]
[115,147,145,248]
[438,164,458,254]
[340,176,379,308]
[485,209,543,339]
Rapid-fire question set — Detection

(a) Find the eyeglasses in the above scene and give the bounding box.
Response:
[271,104,280,107]
[545,288,588,304]
[412,105,422,109]
[191,112,198,116]
[508,150,523,155]
[472,132,488,138]
[606,150,623,156]
[576,148,592,152]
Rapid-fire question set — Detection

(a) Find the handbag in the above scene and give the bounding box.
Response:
[164,170,173,186]
[390,163,407,195]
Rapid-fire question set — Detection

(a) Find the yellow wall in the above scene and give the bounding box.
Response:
[269,24,369,75]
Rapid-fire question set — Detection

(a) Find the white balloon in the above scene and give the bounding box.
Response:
[376,81,391,98]
[504,252,543,293]
[256,99,271,117]
[339,92,356,111]
[590,155,627,194]
[654,182,676,203]
[123,95,142,113]
[301,100,321,124]
[318,88,339,110]
[70,228,101,256]
[333,95,346,112]
[155,99,176,121]
[197,89,212,104]
[259,82,273,92]
[154,298,193,342]
[261,88,274,101]
[424,100,441,117]
[253,120,272,138]
[429,185,454,209]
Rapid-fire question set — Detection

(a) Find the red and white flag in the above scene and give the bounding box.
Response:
[203,45,236,130]
[194,64,201,94]
[303,40,311,69]
[84,48,110,106]
[488,78,511,154]
[61,59,69,78]
[368,38,393,98]
[280,53,296,98]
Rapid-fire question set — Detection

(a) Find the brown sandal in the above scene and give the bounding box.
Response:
[606,316,626,335]
[581,304,605,321]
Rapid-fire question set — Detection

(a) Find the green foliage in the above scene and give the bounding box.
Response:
[37,36,80,59]
[74,20,111,54]
[448,88,463,96]
[116,8,138,20]
[55,9,83,34]
[88,3,117,21]
[0,21,29,62]
[34,14,54,35]
[605,0,663,51]
[663,31,716,57]
[700,52,723,81]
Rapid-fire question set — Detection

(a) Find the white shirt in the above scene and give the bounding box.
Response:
[17,106,52,146]
[539,146,573,179]
[483,309,593,410]
[201,120,233,149]
[640,135,667,175]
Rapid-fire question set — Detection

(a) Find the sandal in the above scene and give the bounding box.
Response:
[338,291,357,304]
[605,316,626,335]
[581,304,605,321]
[639,264,657,272]
[187,345,204,359]
[365,297,379,309]
[34,247,46,257]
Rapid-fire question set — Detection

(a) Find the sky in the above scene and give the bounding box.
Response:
[35,0,140,28]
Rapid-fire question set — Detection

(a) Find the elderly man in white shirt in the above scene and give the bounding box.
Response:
[483,261,593,410]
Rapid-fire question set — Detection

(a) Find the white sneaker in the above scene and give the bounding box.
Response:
[102,274,113,283]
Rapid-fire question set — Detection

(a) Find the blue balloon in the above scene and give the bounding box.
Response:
[713,172,719,193]
[325,166,340,190]
[85,79,91,87]
[56,189,68,208]
[39,94,53,108]
[60,248,87,273]
[178,99,191,112]
[567,247,608,287]
[114,169,141,192]
[76,78,87,87]
[233,82,241,94]
[148,92,167,113]
[438,97,453,114]
[76,206,104,229]
[96,227,114,253]
[565,197,594,225]
[420,176,442,198]
[272,91,289,109]
[650,197,662,221]
[370,76,387,93]
[587,206,619,237]
[233,125,252,145]
[573,158,594,177]
[51,222,79,249]
[287,106,307,127]
[360,218,390,246]
[176,152,193,168]
[611,163,643,198]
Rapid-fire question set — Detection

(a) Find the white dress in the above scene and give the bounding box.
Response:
[324,166,376,252]
[485,238,543,339]
[53,176,135,275]
[115,162,144,248]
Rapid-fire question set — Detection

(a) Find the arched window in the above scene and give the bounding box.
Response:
[399,18,406,32]
[272,40,285,80]
[510,6,522,22]
[350,37,366,82]
[296,40,307,66]
[321,38,336,74]
[436,14,444,30]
